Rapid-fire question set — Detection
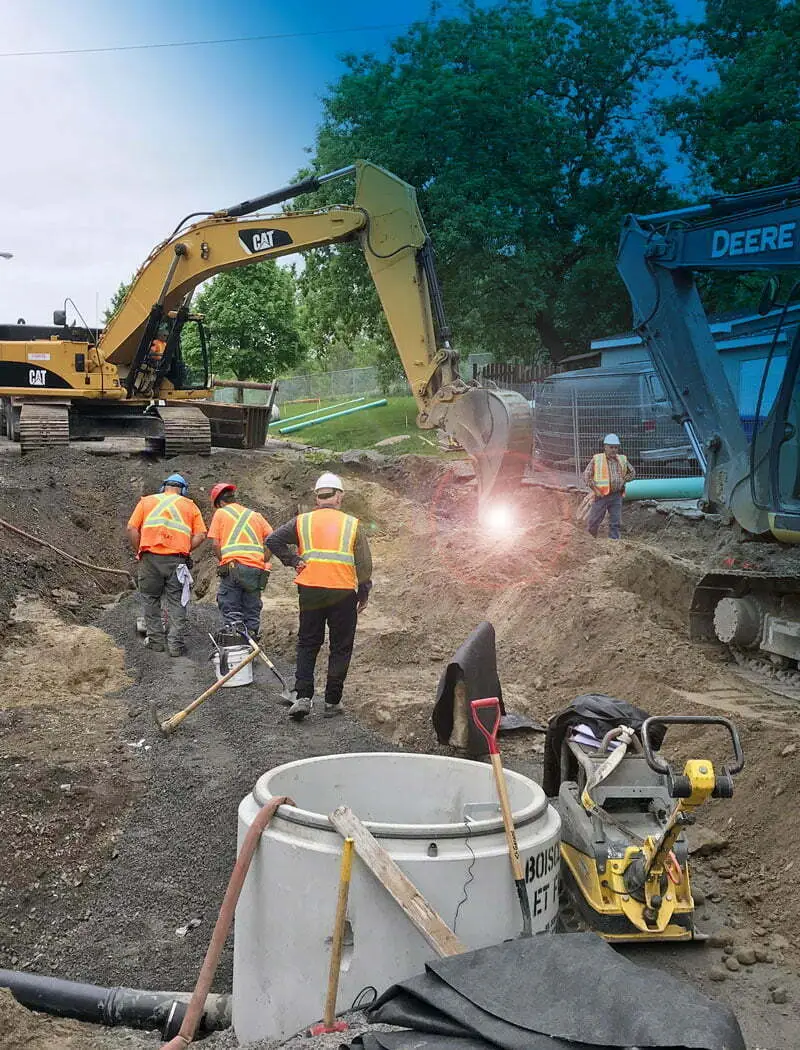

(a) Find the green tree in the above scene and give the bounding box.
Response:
[103,279,131,324]
[189,263,307,381]
[665,0,800,192]
[295,0,683,365]
[661,1,800,315]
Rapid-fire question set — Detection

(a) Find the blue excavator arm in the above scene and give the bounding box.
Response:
[617,179,800,540]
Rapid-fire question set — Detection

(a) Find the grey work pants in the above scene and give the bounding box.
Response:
[217,573,264,637]
[138,551,188,646]
[587,492,623,540]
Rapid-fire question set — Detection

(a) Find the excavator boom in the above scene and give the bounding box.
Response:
[617,177,800,682]
[99,160,532,498]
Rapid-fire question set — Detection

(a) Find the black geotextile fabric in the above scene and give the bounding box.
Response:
[353,1035,491,1049]
[542,694,667,797]
[432,621,543,756]
[361,934,745,1050]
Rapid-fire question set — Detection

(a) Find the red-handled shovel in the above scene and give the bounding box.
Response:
[471,697,533,938]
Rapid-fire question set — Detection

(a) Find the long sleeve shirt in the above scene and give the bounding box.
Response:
[266,514,373,603]
[583,453,635,494]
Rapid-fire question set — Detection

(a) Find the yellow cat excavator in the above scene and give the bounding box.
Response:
[0,161,532,499]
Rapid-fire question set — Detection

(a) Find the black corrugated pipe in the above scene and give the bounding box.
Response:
[0,970,230,1040]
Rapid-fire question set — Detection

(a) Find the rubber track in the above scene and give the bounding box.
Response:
[19,404,70,453]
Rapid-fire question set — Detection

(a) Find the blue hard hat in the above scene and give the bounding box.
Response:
[160,472,188,495]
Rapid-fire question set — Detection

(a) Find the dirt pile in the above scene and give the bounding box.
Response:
[0,989,156,1050]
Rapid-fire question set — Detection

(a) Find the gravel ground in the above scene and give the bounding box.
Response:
[42,595,398,993]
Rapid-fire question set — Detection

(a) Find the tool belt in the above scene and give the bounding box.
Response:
[218,561,269,593]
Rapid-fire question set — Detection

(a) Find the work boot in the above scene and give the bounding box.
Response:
[168,643,185,658]
[144,636,165,652]
[288,696,312,721]
[324,702,344,719]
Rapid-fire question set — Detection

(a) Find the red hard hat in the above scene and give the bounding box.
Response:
[210,481,236,506]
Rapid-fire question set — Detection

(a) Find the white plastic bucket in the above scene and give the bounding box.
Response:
[233,752,561,1042]
[212,645,253,687]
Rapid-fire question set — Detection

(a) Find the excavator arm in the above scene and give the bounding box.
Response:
[101,161,532,500]
[617,179,800,538]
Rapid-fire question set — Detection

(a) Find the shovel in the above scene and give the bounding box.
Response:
[236,624,294,704]
[471,697,533,938]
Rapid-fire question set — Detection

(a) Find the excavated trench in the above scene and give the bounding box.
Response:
[0,447,798,1048]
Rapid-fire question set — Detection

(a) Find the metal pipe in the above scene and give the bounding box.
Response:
[623,477,704,501]
[278,398,387,434]
[270,397,366,427]
[0,970,230,1036]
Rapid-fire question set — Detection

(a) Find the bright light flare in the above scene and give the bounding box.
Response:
[480,502,516,531]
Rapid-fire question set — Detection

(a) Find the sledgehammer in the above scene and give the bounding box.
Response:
[153,647,260,735]
[471,697,533,938]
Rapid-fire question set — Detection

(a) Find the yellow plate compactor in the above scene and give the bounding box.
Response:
[555,714,744,942]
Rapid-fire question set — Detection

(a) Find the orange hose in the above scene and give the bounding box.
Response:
[160,794,294,1049]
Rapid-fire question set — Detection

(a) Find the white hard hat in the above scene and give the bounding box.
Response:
[315,472,344,492]
[603,434,621,446]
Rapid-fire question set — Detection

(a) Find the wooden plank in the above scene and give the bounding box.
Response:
[329,806,467,958]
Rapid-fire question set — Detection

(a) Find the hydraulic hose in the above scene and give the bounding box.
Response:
[0,516,135,585]
[0,970,230,1037]
[161,794,294,1049]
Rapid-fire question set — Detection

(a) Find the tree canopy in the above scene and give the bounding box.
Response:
[190,263,306,382]
[295,0,684,365]
[665,0,800,192]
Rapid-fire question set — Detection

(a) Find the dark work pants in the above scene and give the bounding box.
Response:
[295,588,359,705]
[217,574,263,636]
[587,492,623,540]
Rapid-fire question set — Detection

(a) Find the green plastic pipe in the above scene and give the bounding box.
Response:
[278,398,388,434]
[623,477,705,501]
[268,396,366,427]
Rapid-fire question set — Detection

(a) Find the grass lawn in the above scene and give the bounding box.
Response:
[271,395,462,457]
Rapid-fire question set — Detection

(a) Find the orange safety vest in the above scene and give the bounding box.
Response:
[214,504,271,570]
[148,338,166,363]
[295,508,358,590]
[138,493,197,556]
[591,453,630,496]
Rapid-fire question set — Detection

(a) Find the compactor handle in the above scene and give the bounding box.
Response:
[641,715,744,798]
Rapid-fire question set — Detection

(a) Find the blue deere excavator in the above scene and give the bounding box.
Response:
[617,178,800,684]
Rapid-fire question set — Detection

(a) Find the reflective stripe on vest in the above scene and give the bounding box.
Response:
[296,508,358,590]
[219,505,265,561]
[143,493,192,537]
[592,453,629,496]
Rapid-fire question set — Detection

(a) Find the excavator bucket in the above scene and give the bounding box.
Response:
[444,387,533,501]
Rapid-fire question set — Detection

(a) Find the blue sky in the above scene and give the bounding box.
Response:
[0,0,703,324]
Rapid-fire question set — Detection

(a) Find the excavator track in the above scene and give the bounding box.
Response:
[19,404,70,453]
[147,405,211,457]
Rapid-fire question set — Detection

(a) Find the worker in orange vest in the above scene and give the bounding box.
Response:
[266,472,372,722]
[583,434,635,540]
[207,482,273,639]
[147,324,168,368]
[126,473,207,655]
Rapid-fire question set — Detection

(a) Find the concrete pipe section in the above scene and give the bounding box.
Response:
[233,752,561,1043]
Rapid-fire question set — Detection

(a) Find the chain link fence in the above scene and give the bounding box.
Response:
[214,354,494,407]
[532,385,700,479]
